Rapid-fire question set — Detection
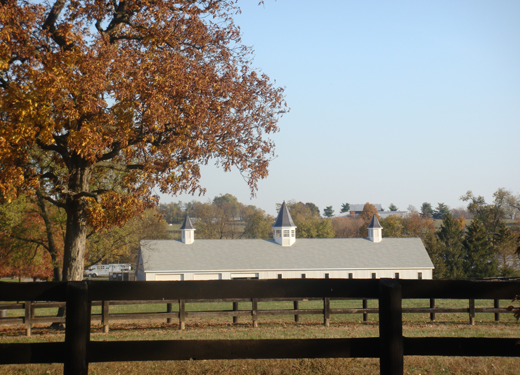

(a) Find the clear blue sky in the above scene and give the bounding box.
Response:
[160,0,520,216]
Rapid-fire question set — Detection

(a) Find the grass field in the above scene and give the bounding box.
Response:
[1,299,519,374]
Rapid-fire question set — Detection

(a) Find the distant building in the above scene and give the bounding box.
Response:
[341,204,407,218]
[137,201,434,281]
[348,204,383,215]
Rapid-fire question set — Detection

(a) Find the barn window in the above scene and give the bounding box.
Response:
[301,274,306,279]
[283,230,290,237]
[348,273,353,279]
[275,230,281,237]
[418,272,423,280]
[325,273,329,279]
[278,274,282,279]
[291,230,295,237]
[395,273,399,279]
[371,273,376,279]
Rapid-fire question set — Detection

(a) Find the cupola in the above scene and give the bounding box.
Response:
[272,201,297,246]
[367,215,383,243]
[180,214,195,245]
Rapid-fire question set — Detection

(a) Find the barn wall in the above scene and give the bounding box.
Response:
[149,269,432,281]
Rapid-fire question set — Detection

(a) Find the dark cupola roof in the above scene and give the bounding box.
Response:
[273,201,296,227]
[180,215,195,230]
[367,215,382,229]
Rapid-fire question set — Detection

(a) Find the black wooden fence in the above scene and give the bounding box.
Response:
[0,279,520,375]
[0,296,512,336]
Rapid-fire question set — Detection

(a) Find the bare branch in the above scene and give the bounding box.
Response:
[41,195,66,209]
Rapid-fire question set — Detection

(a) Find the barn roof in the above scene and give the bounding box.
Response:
[139,238,434,273]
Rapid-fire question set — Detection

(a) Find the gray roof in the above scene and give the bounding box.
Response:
[350,204,382,212]
[180,215,195,230]
[139,238,434,272]
[273,201,296,227]
[368,215,382,229]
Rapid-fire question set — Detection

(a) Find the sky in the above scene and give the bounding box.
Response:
[159,0,520,216]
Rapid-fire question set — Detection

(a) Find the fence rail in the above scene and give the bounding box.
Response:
[0,297,514,336]
[0,279,519,375]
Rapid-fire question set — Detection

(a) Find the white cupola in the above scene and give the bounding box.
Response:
[272,201,297,246]
[367,215,383,243]
[180,214,195,245]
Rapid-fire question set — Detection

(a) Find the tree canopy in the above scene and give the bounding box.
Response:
[0,0,286,280]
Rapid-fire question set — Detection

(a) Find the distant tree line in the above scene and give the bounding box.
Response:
[2,188,519,280]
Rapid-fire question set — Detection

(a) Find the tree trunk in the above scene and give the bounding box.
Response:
[36,191,63,281]
[62,165,91,282]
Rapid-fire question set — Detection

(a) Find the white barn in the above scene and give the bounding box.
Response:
[136,202,434,281]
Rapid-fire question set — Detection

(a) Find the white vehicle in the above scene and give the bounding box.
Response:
[85,264,132,278]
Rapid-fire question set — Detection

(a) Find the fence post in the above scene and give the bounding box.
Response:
[166,302,173,324]
[430,298,436,321]
[379,279,403,375]
[469,299,475,325]
[363,299,368,322]
[494,299,500,322]
[294,301,300,322]
[24,301,33,337]
[179,299,186,330]
[64,281,90,375]
[233,301,239,324]
[323,297,330,327]
[102,300,110,333]
[252,298,258,328]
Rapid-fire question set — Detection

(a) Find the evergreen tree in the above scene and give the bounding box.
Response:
[436,212,466,279]
[388,203,398,212]
[433,203,450,220]
[323,206,334,218]
[423,231,448,279]
[340,203,350,213]
[463,219,497,277]
[421,202,434,218]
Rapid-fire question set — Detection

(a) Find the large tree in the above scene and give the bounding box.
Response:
[0,1,286,281]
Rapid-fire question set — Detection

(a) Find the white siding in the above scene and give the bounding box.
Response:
[155,274,183,281]
[147,269,432,281]
[193,273,222,280]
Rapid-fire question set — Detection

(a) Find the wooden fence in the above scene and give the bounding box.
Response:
[0,279,520,375]
[0,296,512,336]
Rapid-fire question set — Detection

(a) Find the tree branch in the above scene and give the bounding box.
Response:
[95,161,144,172]
[41,195,66,209]
[42,0,68,48]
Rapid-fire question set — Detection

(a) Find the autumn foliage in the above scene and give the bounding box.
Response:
[0,1,286,280]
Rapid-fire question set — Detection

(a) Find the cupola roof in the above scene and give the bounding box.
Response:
[180,215,195,230]
[273,201,296,227]
[367,215,382,229]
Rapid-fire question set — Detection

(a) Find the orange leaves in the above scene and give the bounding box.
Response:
[85,191,156,232]
[1,0,285,279]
